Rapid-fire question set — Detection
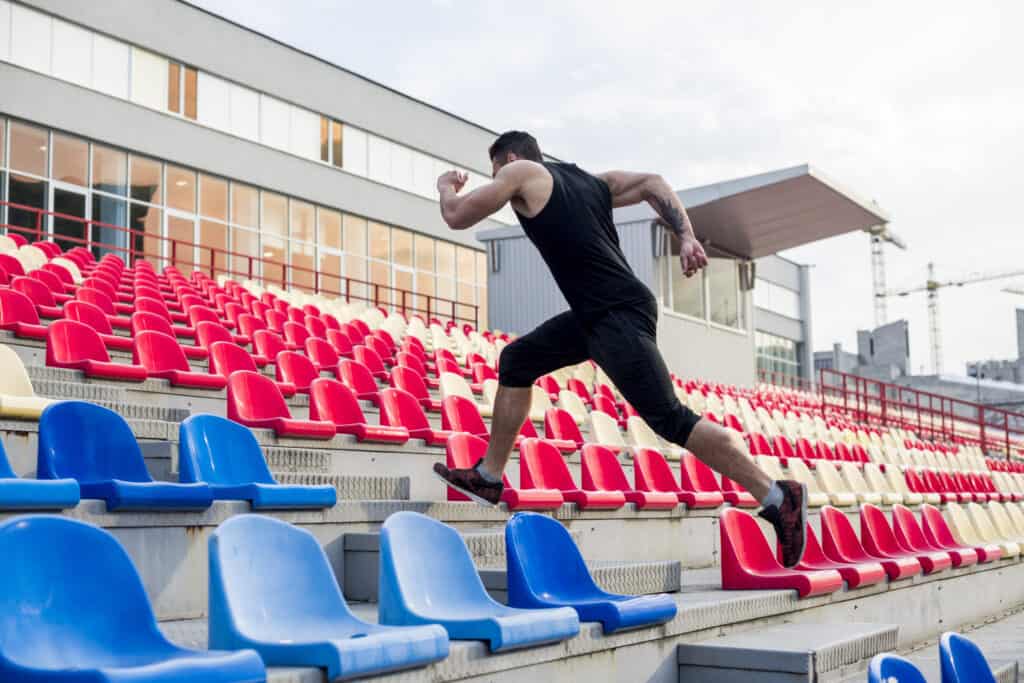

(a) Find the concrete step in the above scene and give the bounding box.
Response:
[274,471,410,501]
[677,622,899,682]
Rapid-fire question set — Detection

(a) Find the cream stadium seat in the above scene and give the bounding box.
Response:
[961,502,1020,557]
[705,393,725,417]
[528,385,554,423]
[986,502,1024,543]
[944,502,1009,555]
[810,461,859,507]
[480,379,499,412]
[588,410,628,452]
[866,444,888,466]
[51,256,84,284]
[839,461,883,505]
[0,344,55,419]
[0,235,17,253]
[572,362,596,387]
[557,389,587,426]
[439,372,492,418]
[626,415,682,460]
[863,463,903,505]
[1003,502,1024,537]
[688,391,707,415]
[782,459,831,507]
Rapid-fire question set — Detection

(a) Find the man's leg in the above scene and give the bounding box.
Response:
[683,419,771,500]
[476,384,532,480]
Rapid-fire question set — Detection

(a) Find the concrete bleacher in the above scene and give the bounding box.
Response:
[2,243,1024,680]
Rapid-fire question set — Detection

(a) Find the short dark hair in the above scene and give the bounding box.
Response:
[489,130,542,163]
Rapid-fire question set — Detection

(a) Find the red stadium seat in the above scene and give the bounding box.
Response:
[131,312,208,360]
[321,313,340,332]
[40,262,75,291]
[6,233,27,247]
[226,370,335,439]
[534,376,560,402]
[194,320,251,362]
[919,503,1001,564]
[520,438,625,510]
[308,377,409,443]
[133,330,226,390]
[305,337,340,375]
[633,448,721,508]
[0,253,25,278]
[45,319,148,381]
[326,328,355,359]
[860,503,951,574]
[445,433,563,510]
[378,387,453,446]
[719,508,843,598]
[470,362,497,385]
[274,351,320,394]
[720,475,759,508]
[338,359,380,405]
[27,268,73,302]
[252,329,288,363]
[283,321,310,349]
[264,310,287,336]
[592,394,621,424]
[0,289,48,339]
[566,378,593,406]
[543,407,583,450]
[353,345,388,380]
[390,366,441,412]
[365,335,394,364]
[208,341,295,398]
[581,444,677,509]
[440,394,490,440]
[678,453,727,507]
[790,523,886,589]
[747,432,774,456]
[64,300,134,352]
[819,505,921,580]
[772,435,796,462]
[891,504,978,569]
[236,313,267,341]
[304,314,327,340]
[135,296,190,327]
[286,306,305,324]
[76,287,131,330]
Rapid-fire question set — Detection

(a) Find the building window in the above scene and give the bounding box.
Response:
[319,117,344,168]
[52,133,88,187]
[708,258,742,328]
[756,331,800,378]
[754,278,801,319]
[9,122,48,177]
[165,165,195,212]
[130,155,163,204]
[658,232,744,330]
[92,145,127,197]
[168,62,198,120]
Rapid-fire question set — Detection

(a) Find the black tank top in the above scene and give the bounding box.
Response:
[515,162,654,323]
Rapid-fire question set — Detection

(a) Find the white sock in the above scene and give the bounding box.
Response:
[761,481,784,509]
[474,461,502,484]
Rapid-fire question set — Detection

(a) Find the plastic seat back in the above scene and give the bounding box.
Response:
[944,503,984,545]
[589,410,626,448]
[286,306,305,324]
[188,306,222,329]
[557,390,588,424]
[327,328,354,356]
[38,401,152,484]
[134,296,173,321]
[309,377,367,425]
[264,309,287,334]
[195,320,233,350]
[76,287,116,315]
[940,632,998,683]
[581,444,631,492]
[11,276,57,308]
[440,394,488,435]
[439,371,475,401]
[519,439,578,491]
[632,447,682,493]
[891,504,931,550]
[592,394,620,421]
[0,253,25,277]
[0,288,42,326]
[209,341,258,377]
[276,351,320,392]
[130,310,177,339]
[390,366,432,403]
[472,362,498,384]
[679,452,723,493]
[720,507,781,572]
[227,370,292,423]
[46,319,112,365]
[66,300,115,335]
[860,503,906,555]
[133,330,190,373]
[867,654,927,683]
[379,388,431,432]
[0,343,40,400]
[544,407,583,445]
[283,321,310,347]
[179,414,274,486]
[305,337,339,370]
[237,313,267,339]
[338,359,380,397]
[366,335,392,361]
[506,512,601,603]
[253,329,287,360]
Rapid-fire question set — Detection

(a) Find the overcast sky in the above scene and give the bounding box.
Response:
[193,0,1024,377]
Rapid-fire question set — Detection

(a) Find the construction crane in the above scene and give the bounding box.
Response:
[866,224,907,327]
[880,264,1024,375]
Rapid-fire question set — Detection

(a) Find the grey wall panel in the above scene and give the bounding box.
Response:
[657,311,756,387]
[755,254,802,290]
[618,221,657,291]
[755,308,805,342]
[22,0,498,174]
[487,236,569,335]
[0,63,496,249]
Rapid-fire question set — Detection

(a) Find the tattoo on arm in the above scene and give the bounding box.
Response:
[651,192,693,239]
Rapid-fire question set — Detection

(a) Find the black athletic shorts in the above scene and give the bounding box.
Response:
[498,296,702,447]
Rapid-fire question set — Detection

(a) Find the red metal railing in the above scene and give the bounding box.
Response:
[819,368,1024,458]
[0,201,479,326]
[757,369,813,393]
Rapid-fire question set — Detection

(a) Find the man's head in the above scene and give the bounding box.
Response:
[489,131,542,176]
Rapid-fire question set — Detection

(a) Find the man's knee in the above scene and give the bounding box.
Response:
[643,402,702,448]
[497,340,538,388]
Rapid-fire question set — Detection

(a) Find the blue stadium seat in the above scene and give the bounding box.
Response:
[0,437,79,509]
[178,414,336,509]
[868,653,927,682]
[940,632,997,683]
[209,515,448,679]
[37,401,213,511]
[379,511,580,652]
[0,515,265,682]
[505,512,677,633]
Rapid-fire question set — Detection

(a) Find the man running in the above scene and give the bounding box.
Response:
[431,131,807,567]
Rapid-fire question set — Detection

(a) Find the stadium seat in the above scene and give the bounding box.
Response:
[860,503,952,574]
[133,330,227,389]
[445,433,563,510]
[819,505,921,580]
[208,514,446,679]
[505,512,677,633]
[0,515,265,681]
[838,461,883,504]
[76,287,131,329]
[557,389,588,425]
[627,415,683,460]
[46,319,149,381]
[0,288,48,339]
[960,502,1021,557]
[519,438,624,509]
[378,511,580,651]
[528,385,554,422]
[885,466,925,505]
[226,371,336,439]
[51,255,84,283]
[982,502,1024,545]
[338,358,381,404]
[0,343,55,419]
[786,458,839,506]
[11,276,63,318]
[63,300,134,352]
[38,401,213,510]
[592,394,622,423]
[891,504,978,568]
[588,410,628,453]
[543,407,584,451]
[305,336,340,375]
[633,447,721,507]
[867,654,927,683]
[192,320,247,362]
[309,378,410,443]
[719,508,843,598]
[932,503,1004,563]
[379,387,453,446]
[327,328,355,358]
[440,394,492,440]
[440,372,492,417]
[862,463,903,505]
[354,344,388,380]
[179,414,336,508]
[812,461,860,506]
[791,522,886,589]
[581,444,677,509]
[940,631,998,683]
[275,350,320,393]
[390,366,441,412]
[0,436,79,509]
[720,473,759,507]
[0,252,25,277]
[678,452,728,507]
[136,295,192,327]
[283,320,310,349]
[208,341,296,397]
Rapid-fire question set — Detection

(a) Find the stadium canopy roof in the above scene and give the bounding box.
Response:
[611,164,890,260]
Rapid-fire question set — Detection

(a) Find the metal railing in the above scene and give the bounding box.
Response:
[0,200,479,326]
[757,369,814,393]
[819,368,1024,457]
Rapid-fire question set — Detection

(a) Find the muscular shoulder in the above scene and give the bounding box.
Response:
[499,160,553,217]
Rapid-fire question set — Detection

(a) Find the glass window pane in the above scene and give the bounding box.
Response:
[414,273,434,318]
[318,208,342,250]
[92,145,127,196]
[394,270,413,311]
[436,276,454,301]
[91,195,127,258]
[331,121,343,169]
[368,222,389,260]
[129,203,162,265]
[260,192,287,237]
[478,286,488,328]
[167,215,195,275]
[184,67,198,120]
[319,116,330,163]
[290,241,315,292]
[230,227,258,278]
[342,214,366,255]
[345,254,367,302]
[198,219,228,276]
[166,165,196,212]
[415,235,434,272]
[392,228,412,268]
[52,133,88,186]
[435,241,455,279]
[289,200,315,243]
[51,187,85,253]
[199,174,228,220]
[130,156,162,204]
[671,269,704,318]
[475,251,487,286]
[8,174,47,236]
[319,251,341,294]
[230,182,258,227]
[0,119,6,167]
[370,260,391,304]
[456,247,475,282]
[10,122,48,176]
[262,235,286,286]
[168,62,181,113]
[708,258,740,328]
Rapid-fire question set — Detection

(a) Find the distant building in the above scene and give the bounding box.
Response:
[814,319,910,381]
[965,308,1024,385]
